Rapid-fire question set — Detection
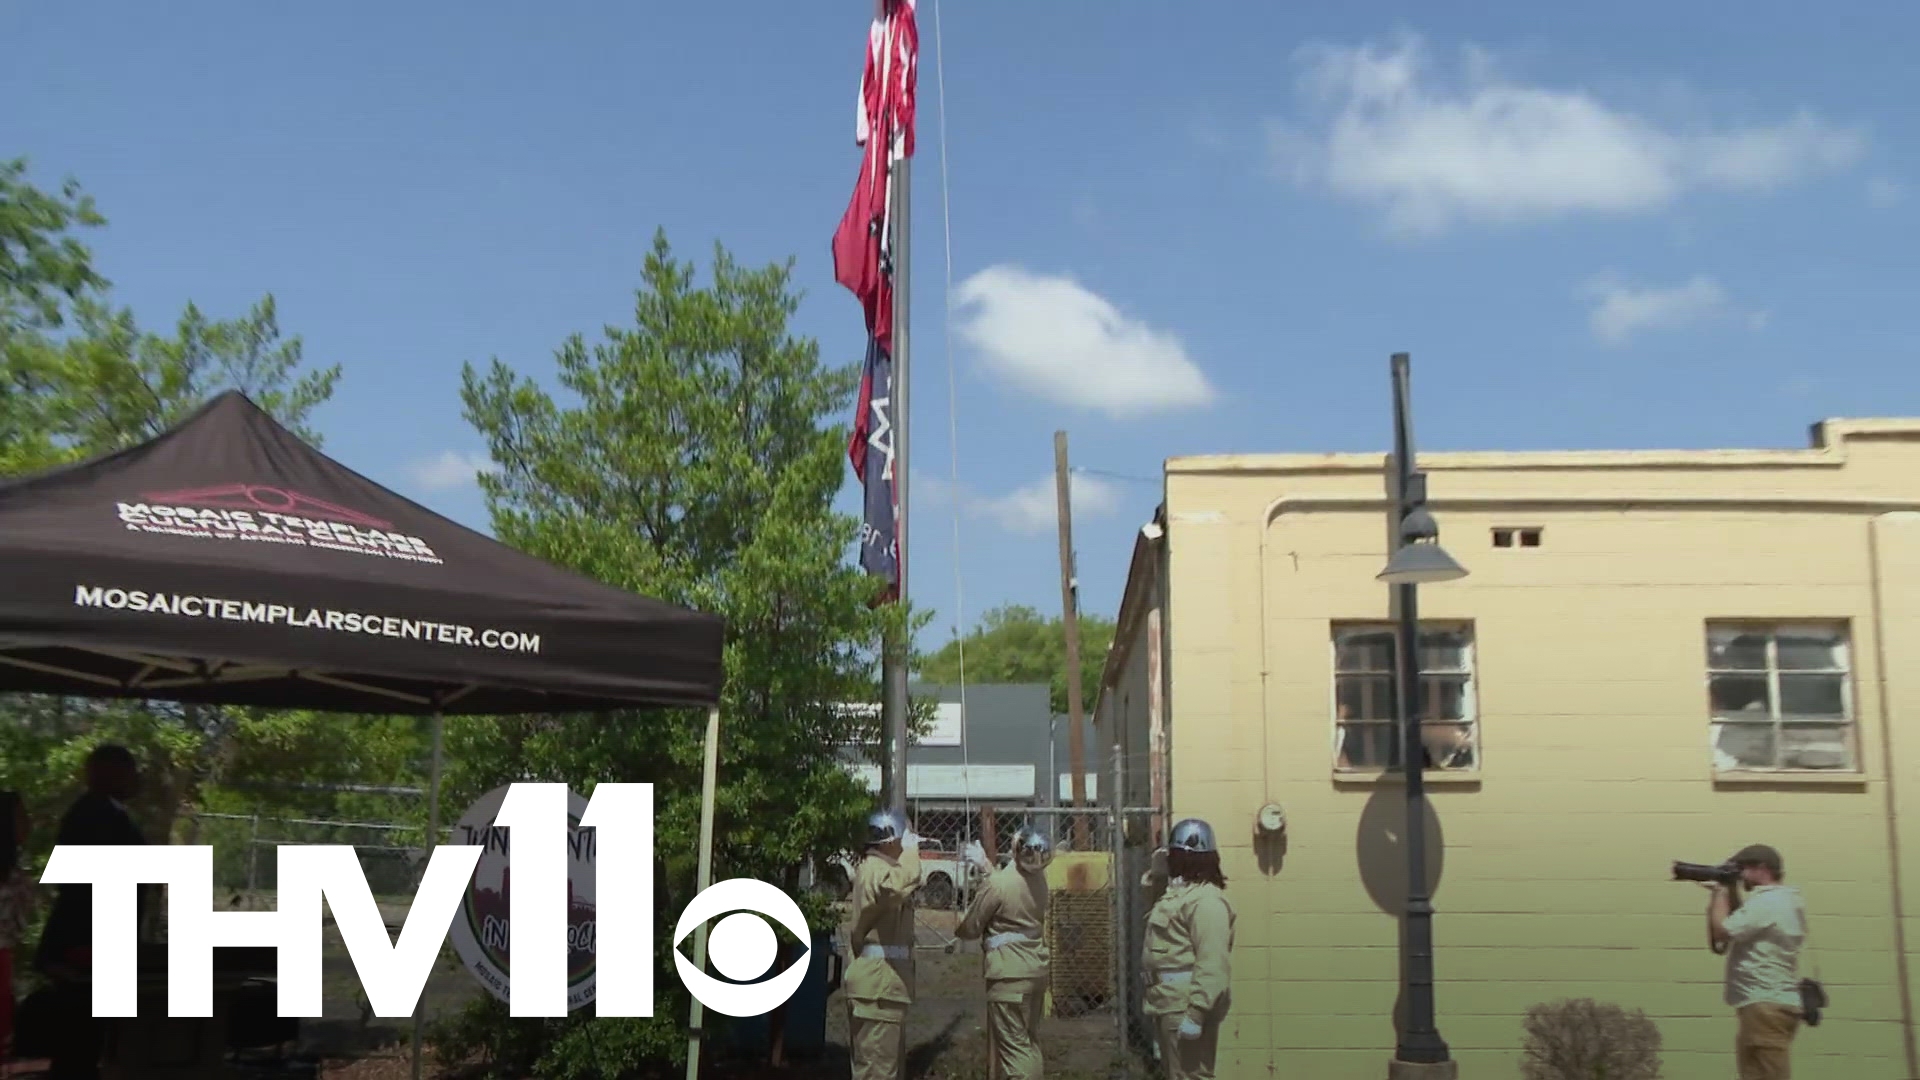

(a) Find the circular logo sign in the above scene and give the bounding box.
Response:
[446,784,597,1010]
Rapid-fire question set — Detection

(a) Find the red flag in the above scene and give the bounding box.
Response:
[832,0,917,353]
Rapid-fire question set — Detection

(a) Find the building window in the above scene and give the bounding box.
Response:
[1706,622,1856,773]
[1492,527,1543,548]
[1332,622,1477,772]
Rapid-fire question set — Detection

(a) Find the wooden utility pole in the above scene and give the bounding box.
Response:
[1054,431,1091,851]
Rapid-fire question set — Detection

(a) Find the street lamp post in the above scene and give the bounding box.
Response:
[1377,352,1467,1079]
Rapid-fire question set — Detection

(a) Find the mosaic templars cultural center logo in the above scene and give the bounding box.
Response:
[115,483,443,564]
[450,785,600,1011]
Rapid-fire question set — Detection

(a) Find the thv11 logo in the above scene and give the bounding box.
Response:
[40,783,811,1019]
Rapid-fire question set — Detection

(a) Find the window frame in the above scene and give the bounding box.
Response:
[1329,620,1480,775]
[1704,619,1858,775]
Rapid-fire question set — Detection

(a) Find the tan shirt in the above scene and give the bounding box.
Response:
[844,847,921,1005]
[955,862,1050,984]
[1723,884,1806,1010]
[1141,878,1235,1021]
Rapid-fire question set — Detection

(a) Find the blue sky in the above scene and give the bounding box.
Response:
[6,2,1916,648]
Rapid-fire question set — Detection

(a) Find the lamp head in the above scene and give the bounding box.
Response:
[1378,540,1468,585]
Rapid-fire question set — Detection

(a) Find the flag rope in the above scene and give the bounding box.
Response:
[928,0,978,846]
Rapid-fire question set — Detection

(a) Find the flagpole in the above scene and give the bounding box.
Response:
[881,105,912,822]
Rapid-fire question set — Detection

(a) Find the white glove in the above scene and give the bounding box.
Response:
[1177,1018,1203,1040]
[963,840,989,871]
[902,831,922,852]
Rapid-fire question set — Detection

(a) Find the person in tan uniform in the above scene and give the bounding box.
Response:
[955,829,1053,1080]
[1140,818,1235,1080]
[844,808,922,1080]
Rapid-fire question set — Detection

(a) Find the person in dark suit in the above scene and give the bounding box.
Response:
[33,744,146,1080]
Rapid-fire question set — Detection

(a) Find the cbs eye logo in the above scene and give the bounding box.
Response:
[674,879,812,1016]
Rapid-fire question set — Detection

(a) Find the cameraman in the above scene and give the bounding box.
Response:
[1705,844,1807,1080]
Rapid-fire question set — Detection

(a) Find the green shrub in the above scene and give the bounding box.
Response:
[1519,998,1663,1080]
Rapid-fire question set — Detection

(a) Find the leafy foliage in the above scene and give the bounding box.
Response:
[0,157,106,332]
[453,230,922,1069]
[917,604,1116,716]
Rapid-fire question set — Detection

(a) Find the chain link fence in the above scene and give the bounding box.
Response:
[894,801,1161,1078]
[181,802,482,1070]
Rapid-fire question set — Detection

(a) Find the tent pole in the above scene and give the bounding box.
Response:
[685,706,722,1080]
[411,711,445,1080]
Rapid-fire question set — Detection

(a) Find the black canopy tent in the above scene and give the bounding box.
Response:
[0,391,730,1078]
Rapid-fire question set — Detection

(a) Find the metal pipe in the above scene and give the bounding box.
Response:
[883,140,913,822]
[410,712,445,1080]
[685,706,723,1080]
[1110,740,1130,1079]
[1868,519,1920,1077]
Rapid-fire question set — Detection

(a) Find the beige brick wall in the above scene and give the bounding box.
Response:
[1153,423,1920,1079]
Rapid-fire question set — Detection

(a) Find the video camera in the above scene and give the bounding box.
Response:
[1672,860,1742,886]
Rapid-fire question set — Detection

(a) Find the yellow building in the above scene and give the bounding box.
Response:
[1096,417,1920,1079]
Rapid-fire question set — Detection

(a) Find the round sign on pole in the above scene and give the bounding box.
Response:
[446,784,597,1011]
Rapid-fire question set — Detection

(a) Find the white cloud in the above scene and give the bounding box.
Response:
[975,472,1124,535]
[407,450,497,493]
[1584,273,1754,345]
[916,471,1125,536]
[1868,177,1907,208]
[953,265,1215,416]
[1268,32,1867,233]
[909,472,961,514]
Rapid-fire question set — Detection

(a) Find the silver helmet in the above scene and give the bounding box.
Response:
[866,808,907,848]
[1169,818,1216,854]
[1013,828,1054,873]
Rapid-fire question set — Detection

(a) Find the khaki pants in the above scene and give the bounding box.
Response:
[1736,1002,1801,1080]
[1154,1009,1224,1080]
[849,999,908,1080]
[984,978,1043,1080]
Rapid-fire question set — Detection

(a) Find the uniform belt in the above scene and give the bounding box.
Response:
[986,931,1038,951]
[860,944,911,960]
[1155,970,1194,985]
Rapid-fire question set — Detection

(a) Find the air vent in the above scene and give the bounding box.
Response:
[1493,527,1543,548]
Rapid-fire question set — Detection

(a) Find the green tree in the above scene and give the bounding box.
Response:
[918,604,1117,716]
[1,159,107,474]
[447,230,917,1073]
[0,157,105,331]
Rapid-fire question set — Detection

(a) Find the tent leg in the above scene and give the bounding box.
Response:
[686,706,721,1080]
[412,712,445,1080]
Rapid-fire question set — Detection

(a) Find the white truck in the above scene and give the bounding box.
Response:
[816,838,979,910]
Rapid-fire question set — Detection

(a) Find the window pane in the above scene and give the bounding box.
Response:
[1420,675,1470,721]
[1418,629,1471,672]
[1421,722,1475,770]
[1336,675,1396,722]
[1706,627,1769,670]
[1336,631,1395,673]
[1713,722,1776,770]
[1338,722,1397,769]
[1781,723,1852,770]
[1709,673,1772,717]
[1777,628,1847,671]
[1779,673,1847,718]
